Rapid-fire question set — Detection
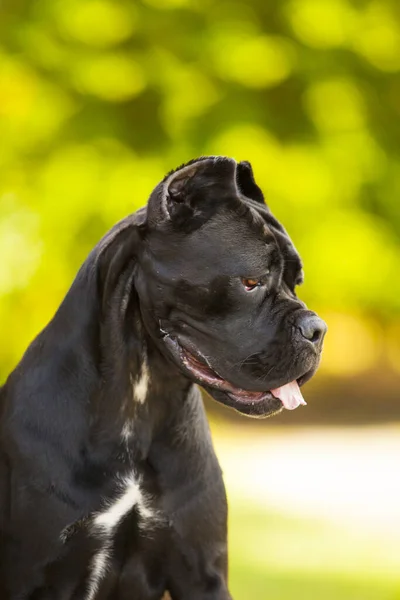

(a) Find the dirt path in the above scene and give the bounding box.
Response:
[214,425,400,537]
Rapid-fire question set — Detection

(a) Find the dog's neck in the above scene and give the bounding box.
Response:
[5,240,207,508]
[91,289,194,465]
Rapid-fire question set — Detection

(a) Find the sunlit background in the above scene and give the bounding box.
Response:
[1,0,400,597]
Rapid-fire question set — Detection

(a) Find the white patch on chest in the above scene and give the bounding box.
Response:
[132,356,150,404]
[120,355,150,445]
[87,549,109,600]
[85,474,154,600]
[121,421,133,443]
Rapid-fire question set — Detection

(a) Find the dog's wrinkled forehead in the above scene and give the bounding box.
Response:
[248,201,304,287]
[146,155,303,281]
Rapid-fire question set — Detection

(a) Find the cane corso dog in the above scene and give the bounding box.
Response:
[0,156,326,599]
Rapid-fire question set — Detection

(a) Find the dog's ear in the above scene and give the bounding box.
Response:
[236,161,265,204]
[165,156,238,220]
[148,156,238,227]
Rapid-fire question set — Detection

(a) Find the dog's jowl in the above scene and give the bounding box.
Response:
[0,157,326,599]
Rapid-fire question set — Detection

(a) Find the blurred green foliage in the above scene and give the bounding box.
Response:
[0,0,400,382]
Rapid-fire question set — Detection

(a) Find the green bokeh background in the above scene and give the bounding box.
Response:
[1,0,400,598]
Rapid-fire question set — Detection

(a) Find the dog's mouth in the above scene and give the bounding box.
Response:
[176,343,307,412]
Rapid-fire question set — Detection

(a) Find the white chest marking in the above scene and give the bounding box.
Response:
[85,474,153,600]
[132,358,150,404]
[121,421,133,442]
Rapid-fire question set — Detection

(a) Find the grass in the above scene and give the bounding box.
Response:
[228,501,400,600]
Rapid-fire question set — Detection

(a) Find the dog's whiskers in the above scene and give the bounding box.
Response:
[231,352,260,372]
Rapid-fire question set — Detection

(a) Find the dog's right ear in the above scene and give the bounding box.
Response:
[236,161,265,204]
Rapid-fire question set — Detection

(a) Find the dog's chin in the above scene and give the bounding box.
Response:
[203,386,284,419]
[162,335,307,419]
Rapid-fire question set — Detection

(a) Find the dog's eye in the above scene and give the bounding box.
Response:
[241,270,270,291]
[241,278,262,291]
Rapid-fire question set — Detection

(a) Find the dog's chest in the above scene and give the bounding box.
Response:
[85,472,160,600]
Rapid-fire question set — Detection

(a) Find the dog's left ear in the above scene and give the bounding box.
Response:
[236,161,265,204]
[166,157,238,219]
[148,156,238,227]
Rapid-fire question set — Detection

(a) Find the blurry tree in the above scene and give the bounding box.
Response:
[0,0,400,404]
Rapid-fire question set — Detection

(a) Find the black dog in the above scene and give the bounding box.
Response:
[0,156,326,599]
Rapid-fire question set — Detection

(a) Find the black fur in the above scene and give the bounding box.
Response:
[0,156,326,598]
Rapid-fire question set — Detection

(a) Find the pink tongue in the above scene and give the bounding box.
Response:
[270,380,307,411]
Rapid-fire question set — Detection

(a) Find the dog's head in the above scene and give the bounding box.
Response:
[126,156,326,418]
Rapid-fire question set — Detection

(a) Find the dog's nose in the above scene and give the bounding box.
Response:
[297,313,327,346]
